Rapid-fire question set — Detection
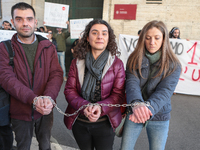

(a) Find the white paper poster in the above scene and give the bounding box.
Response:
[0,30,48,42]
[70,18,93,39]
[44,2,69,28]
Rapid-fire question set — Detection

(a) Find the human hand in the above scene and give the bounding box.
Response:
[83,104,101,122]
[43,97,53,109]
[83,105,93,118]
[34,97,53,115]
[129,104,152,123]
[87,105,101,122]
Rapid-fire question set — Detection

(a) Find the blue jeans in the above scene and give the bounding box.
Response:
[57,52,66,77]
[121,114,169,150]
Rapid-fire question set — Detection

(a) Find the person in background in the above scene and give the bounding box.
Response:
[55,25,70,81]
[43,22,70,81]
[1,21,12,30]
[39,26,45,32]
[169,26,187,95]
[64,19,126,150]
[65,35,73,75]
[121,20,181,150]
[70,38,79,54]
[0,2,63,149]
[0,20,15,150]
[169,27,180,39]
[47,29,58,51]
[9,23,15,30]
[138,29,142,36]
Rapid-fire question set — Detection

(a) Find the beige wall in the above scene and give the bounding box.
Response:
[1,0,31,24]
[31,0,45,28]
[1,0,199,41]
[0,0,44,28]
[103,0,200,41]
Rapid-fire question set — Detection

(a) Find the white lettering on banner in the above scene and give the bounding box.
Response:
[70,18,93,39]
[118,34,200,96]
[44,2,69,28]
[0,30,48,42]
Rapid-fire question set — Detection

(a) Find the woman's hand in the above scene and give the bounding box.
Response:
[129,104,152,123]
[83,104,101,122]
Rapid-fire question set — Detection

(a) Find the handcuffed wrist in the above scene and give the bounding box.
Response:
[33,96,55,109]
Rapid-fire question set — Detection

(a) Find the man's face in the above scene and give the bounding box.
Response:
[56,28,62,32]
[173,29,180,39]
[11,8,37,40]
[3,22,10,30]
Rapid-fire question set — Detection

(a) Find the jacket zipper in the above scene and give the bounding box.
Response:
[16,42,34,120]
[16,41,52,121]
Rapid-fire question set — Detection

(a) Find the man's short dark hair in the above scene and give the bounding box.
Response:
[39,26,45,31]
[11,2,35,19]
[3,20,10,25]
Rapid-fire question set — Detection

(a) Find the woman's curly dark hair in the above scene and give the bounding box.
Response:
[73,19,119,59]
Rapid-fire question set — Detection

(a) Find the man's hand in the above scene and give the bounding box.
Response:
[66,21,70,32]
[34,97,53,115]
[129,104,152,123]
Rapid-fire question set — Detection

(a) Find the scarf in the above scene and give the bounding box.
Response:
[142,50,161,101]
[81,49,109,101]
[145,50,161,65]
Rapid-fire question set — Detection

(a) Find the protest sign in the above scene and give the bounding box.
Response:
[44,2,69,28]
[70,18,93,39]
[118,34,200,96]
[0,30,16,42]
[0,30,48,42]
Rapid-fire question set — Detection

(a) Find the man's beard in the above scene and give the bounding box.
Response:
[18,32,34,38]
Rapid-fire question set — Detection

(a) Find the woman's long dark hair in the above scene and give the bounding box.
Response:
[127,20,180,79]
[73,19,119,59]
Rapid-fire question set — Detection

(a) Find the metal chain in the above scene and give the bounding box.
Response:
[53,101,154,117]
[33,96,154,117]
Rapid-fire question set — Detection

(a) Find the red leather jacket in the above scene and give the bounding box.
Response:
[64,53,126,130]
[0,33,63,121]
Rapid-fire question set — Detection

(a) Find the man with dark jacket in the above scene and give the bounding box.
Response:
[0,2,63,149]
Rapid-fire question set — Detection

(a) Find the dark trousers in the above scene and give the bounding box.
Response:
[11,112,53,150]
[0,124,13,150]
[72,119,115,150]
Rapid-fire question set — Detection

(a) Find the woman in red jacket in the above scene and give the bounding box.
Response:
[64,19,126,150]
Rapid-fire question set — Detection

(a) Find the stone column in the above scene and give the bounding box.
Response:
[102,0,112,24]
[31,0,45,28]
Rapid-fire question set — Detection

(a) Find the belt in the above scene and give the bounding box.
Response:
[77,117,108,123]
